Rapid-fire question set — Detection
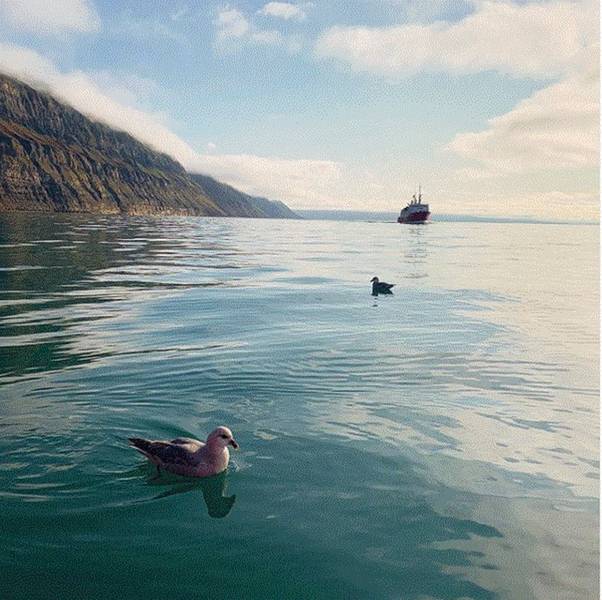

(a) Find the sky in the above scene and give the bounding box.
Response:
[0,0,598,219]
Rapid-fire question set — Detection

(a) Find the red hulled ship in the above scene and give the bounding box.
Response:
[397,186,430,224]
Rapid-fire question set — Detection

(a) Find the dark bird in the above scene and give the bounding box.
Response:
[371,277,395,295]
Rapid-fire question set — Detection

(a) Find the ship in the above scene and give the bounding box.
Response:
[397,185,430,224]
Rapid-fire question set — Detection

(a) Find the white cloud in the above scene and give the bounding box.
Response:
[192,153,343,205]
[258,2,309,21]
[313,0,599,194]
[0,0,100,34]
[86,70,159,107]
[446,52,599,173]
[0,42,344,206]
[214,5,303,51]
[444,189,600,221]
[214,7,250,40]
[315,0,596,79]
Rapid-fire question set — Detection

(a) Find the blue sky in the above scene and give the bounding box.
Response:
[0,0,598,218]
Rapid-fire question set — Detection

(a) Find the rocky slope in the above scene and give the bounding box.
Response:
[190,173,298,219]
[0,74,297,218]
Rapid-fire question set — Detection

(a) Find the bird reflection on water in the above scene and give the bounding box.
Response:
[135,466,237,519]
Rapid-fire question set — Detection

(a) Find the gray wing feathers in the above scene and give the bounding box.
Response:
[170,437,204,448]
[148,442,193,465]
[129,438,196,466]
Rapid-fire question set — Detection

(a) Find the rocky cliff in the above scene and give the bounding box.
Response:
[0,74,297,218]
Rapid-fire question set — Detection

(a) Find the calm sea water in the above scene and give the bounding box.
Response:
[0,214,598,600]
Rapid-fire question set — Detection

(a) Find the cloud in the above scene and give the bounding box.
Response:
[0,42,344,206]
[86,70,160,106]
[0,0,100,34]
[446,53,599,172]
[214,7,250,40]
[315,0,596,79]
[445,189,600,221]
[214,5,303,51]
[313,0,599,189]
[258,2,310,21]
[193,153,343,205]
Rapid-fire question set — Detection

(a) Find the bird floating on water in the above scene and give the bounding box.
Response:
[371,276,395,295]
[129,426,239,478]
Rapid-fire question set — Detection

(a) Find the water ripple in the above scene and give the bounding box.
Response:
[0,214,598,600]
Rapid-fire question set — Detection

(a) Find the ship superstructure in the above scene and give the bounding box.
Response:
[397,185,430,224]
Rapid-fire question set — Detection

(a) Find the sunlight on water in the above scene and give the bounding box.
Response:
[0,213,598,599]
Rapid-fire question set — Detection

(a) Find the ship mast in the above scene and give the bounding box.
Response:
[418,183,422,203]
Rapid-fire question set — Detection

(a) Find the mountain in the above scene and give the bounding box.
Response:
[0,73,297,219]
[190,173,298,219]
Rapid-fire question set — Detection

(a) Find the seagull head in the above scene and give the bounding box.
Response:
[207,426,239,450]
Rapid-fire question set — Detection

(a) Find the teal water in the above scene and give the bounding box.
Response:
[0,214,598,599]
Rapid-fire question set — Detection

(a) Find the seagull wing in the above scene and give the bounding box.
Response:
[129,438,194,466]
[149,442,195,466]
[170,437,204,451]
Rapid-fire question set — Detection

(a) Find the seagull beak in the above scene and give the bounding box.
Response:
[229,439,239,450]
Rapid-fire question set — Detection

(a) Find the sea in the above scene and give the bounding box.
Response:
[0,212,598,599]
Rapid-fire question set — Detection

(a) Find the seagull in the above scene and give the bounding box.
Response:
[129,426,239,478]
[371,276,395,295]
